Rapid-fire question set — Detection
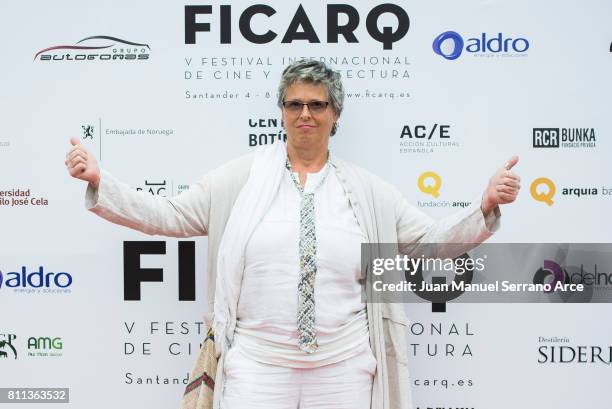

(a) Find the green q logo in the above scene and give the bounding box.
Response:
[418,171,442,198]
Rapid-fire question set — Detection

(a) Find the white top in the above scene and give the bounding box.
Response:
[234,163,370,368]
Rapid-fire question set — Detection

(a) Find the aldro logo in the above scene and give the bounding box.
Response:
[433,30,529,60]
[185,4,410,50]
[0,267,73,293]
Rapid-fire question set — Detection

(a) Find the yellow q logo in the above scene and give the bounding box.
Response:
[530,177,556,206]
[418,171,442,198]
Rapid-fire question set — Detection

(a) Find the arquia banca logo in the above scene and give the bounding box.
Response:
[530,177,611,206]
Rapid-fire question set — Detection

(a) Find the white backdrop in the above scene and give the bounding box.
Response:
[1,1,611,408]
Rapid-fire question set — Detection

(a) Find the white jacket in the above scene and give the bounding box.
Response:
[86,143,499,409]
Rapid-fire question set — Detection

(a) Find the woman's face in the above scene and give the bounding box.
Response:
[282,82,338,152]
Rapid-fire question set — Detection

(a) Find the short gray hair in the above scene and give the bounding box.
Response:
[277,60,344,136]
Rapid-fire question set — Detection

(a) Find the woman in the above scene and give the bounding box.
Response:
[65,60,520,409]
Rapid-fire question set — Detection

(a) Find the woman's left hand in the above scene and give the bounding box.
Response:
[481,155,520,216]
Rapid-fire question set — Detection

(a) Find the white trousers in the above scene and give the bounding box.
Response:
[221,345,376,409]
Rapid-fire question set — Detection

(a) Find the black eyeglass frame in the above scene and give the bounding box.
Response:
[282,100,330,113]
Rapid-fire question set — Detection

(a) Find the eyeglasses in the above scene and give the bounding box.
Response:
[282,100,330,114]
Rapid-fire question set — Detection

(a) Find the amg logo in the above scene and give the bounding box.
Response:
[533,128,559,148]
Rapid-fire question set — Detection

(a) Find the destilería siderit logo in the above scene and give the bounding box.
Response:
[433,30,529,60]
[0,333,17,359]
[185,4,409,50]
[0,267,73,294]
[34,35,150,62]
[532,128,596,149]
[538,336,612,365]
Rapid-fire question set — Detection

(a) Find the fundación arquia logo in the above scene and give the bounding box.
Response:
[433,30,529,60]
[418,171,442,198]
[417,171,471,209]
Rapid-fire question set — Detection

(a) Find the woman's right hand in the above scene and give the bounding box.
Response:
[65,137,101,188]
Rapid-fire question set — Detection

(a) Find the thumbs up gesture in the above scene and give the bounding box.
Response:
[481,155,521,215]
[65,137,100,188]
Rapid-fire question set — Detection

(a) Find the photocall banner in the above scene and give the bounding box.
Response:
[1,0,611,408]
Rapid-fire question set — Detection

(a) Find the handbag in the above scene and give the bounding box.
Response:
[180,327,217,409]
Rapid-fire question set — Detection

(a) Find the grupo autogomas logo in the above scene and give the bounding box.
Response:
[433,30,529,60]
[34,35,150,62]
[0,266,73,294]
